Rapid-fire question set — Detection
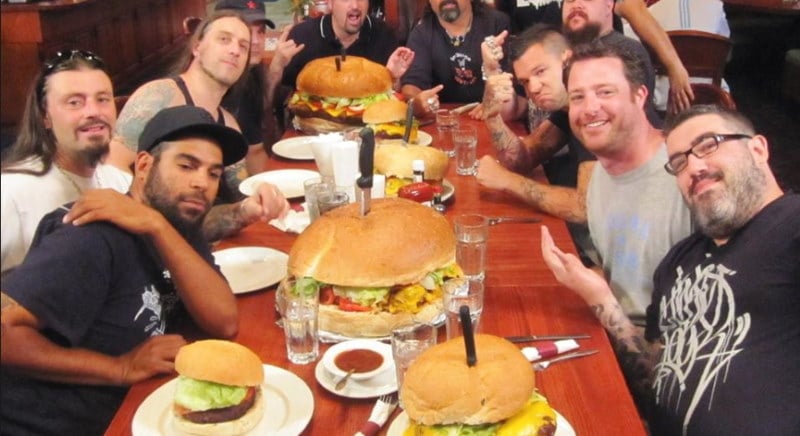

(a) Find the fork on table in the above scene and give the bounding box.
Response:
[353,393,399,436]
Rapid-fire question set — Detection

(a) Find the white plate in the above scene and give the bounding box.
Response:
[441,179,455,202]
[213,247,288,294]
[132,364,314,436]
[314,342,398,399]
[239,169,320,198]
[273,136,316,160]
[321,339,394,380]
[377,131,433,147]
[387,409,576,436]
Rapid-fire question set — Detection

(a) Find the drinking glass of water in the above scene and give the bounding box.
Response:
[453,125,478,175]
[443,278,484,340]
[454,214,488,281]
[391,323,437,392]
[281,277,320,364]
[435,109,459,157]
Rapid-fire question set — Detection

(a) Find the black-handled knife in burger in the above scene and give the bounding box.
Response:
[357,127,375,216]
[402,97,414,144]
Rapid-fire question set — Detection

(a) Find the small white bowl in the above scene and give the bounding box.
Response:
[322,339,393,381]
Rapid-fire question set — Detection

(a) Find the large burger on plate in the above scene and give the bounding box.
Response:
[401,334,558,435]
[172,340,264,435]
[286,198,462,337]
[288,55,394,134]
[374,143,449,197]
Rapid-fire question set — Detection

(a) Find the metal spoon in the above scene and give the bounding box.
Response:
[334,369,355,390]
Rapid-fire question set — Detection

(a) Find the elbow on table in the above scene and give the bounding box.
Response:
[206,311,240,340]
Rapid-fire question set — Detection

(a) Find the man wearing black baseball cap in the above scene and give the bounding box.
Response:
[1,105,241,435]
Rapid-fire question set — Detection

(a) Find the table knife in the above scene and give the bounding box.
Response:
[505,334,590,343]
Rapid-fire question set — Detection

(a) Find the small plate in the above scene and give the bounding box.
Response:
[314,345,397,399]
[387,409,576,436]
[213,247,288,294]
[321,339,393,380]
[239,169,320,198]
[273,136,315,160]
[132,364,313,436]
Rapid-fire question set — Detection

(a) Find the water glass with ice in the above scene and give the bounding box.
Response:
[453,125,478,175]
[443,278,484,340]
[391,323,437,391]
[454,214,488,282]
[303,177,334,223]
[317,190,349,215]
[282,277,320,364]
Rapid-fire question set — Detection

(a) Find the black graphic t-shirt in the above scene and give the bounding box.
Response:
[647,193,800,436]
[402,8,511,104]
[0,206,216,436]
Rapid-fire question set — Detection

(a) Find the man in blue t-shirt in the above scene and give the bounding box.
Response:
[0,106,247,435]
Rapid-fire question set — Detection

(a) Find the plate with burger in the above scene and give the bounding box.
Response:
[374,142,451,200]
[362,99,432,146]
[288,55,394,134]
[239,169,320,198]
[132,340,313,436]
[286,198,463,339]
[388,334,576,436]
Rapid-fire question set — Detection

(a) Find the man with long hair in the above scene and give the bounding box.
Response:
[1,50,131,273]
[0,106,243,435]
[106,11,290,241]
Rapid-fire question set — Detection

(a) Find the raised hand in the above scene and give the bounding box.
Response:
[413,84,445,118]
[240,182,290,224]
[271,25,305,72]
[540,225,610,305]
[481,73,515,119]
[386,47,415,82]
[481,30,509,75]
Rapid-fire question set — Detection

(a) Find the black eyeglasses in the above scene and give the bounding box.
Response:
[664,133,752,175]
[37,50,106,103]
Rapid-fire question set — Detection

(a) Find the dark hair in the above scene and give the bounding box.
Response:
[664,105,756,137]
[1,50,110,175]
[563,41,646,92]
[508,24,568,65]
[423,0,488,18]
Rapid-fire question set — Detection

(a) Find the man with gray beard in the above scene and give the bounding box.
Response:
[542,105,800,435]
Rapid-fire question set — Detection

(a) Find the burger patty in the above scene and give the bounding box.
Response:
[289,103,364,125]
[181,387,257,424]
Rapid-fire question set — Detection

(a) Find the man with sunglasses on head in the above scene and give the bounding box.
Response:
[543,104,800,435]
[1,106,243,435]
[107,12,290,242]
[1,50,132,274]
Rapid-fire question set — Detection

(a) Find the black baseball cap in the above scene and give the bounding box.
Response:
[138,106,248,166]
[215,0,276,29]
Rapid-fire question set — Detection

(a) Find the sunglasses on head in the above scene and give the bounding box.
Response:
[37,50,106,103]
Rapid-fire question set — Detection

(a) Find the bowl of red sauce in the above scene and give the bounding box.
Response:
[322,339,393,381]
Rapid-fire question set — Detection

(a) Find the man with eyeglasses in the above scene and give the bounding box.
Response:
[106,12,290,242]
[1,106,243,435]
[543,104,800,435]
[1,50,132,274]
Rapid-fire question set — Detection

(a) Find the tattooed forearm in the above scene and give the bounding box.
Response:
[116,80,177,151]
[202,202,248,242]
[224,160,248,197]
[518,179,587,224]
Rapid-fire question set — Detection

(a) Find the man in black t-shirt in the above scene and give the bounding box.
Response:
[0,107,246,435]
[541,105,800,435]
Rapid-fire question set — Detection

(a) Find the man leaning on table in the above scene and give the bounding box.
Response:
[0,106,242,436]
[542,105,800,435]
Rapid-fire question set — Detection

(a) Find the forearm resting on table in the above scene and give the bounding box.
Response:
[1,320,125,386]
[514,178,587,224]
[202,201,251,242]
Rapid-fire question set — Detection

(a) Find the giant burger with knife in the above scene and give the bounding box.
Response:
[285,198,462,337]
[400,334,558,435]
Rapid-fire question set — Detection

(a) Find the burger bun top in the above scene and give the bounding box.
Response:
[288,198,456,287]
[362,99,408,125]
[297,56,392,99]
[375,143,449,181]
[175,340,264,387]
[400,334,536,426]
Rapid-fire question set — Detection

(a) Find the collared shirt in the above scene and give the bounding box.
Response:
[281,14,400,89]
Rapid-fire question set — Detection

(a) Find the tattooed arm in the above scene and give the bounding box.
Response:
[202,181,290,242]
[106,80,179,172]
[487,116,568,173]
[540,225,662,403]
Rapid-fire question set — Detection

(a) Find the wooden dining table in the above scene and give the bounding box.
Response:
[105,111,646,435]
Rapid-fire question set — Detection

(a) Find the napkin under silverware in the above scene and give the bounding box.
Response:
[354,394,398,436]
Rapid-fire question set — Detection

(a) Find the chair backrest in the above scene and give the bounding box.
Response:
[689,83,737,110]
[650,30,732,87]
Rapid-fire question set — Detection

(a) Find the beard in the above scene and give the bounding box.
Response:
[688,154,767,240]
[144,166,208,241]
[564,22,602,46]
[438,0,461,23]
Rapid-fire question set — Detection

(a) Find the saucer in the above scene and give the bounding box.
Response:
[321,339,394,381]
[315,355,397,399]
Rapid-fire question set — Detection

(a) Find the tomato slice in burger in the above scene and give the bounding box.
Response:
[320,286,336,305]
[338,298,372,312]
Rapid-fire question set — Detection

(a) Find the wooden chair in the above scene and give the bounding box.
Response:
[688,83,737,110]
[183,16,202,36]
[649,30,733,87]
